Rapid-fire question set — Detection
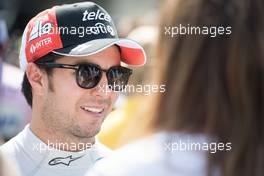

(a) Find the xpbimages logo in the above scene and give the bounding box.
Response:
[165,24,232,37]
[32,140,95,152]
[98,83,166,95]
[27,9,116,41]
[164,135,232,154]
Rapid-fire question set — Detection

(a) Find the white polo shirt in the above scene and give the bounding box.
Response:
[0,125,111,176]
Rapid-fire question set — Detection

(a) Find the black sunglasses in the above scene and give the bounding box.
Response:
[37,62,133,91]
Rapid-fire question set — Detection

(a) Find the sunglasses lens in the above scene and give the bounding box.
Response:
[77,65,101,89]
[107,67,132,91]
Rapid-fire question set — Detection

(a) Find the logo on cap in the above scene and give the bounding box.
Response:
[80,9,116,37]
[24,9,63,62]
[29,21,53,41]
[82,9,111,22]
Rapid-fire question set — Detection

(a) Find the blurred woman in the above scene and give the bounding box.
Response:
[86,0,264,175]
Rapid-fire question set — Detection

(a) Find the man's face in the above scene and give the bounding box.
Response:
[41,46,120,141]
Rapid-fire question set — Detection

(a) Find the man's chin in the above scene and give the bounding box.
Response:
[71,125,101,139]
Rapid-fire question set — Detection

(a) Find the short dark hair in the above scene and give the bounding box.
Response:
[21,53,62,107]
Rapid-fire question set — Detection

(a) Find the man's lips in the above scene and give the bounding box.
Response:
[80,106,105,115]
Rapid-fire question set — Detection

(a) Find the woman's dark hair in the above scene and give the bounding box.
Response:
[21,53,62,107]
[154,0,264,176]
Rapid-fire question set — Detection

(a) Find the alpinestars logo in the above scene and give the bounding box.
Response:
[29,20,53,41]
[48,155,84,166]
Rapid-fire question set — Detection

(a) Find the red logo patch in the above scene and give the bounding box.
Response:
[25,8,63,62]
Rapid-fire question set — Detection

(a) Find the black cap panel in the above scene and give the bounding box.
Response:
[54,2,118,48]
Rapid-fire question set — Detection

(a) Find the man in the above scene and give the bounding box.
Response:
[0,2,146,176]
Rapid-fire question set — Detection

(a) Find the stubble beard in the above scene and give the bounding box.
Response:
[41,93,103,146]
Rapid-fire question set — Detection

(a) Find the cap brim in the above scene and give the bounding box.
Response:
[52,38,146,66]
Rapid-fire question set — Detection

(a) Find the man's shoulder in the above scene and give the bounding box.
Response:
[0,127,28,158]
[1,133,23,156]
[0,127,41,176]
[0,134,24,170]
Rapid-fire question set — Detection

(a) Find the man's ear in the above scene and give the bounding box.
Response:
[26,63,46,95]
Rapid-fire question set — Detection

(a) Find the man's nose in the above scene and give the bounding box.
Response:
[90,73,112,98]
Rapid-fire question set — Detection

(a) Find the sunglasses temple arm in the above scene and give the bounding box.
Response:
[37,63,78,70]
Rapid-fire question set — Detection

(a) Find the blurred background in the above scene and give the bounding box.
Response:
[0,0,164,147]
